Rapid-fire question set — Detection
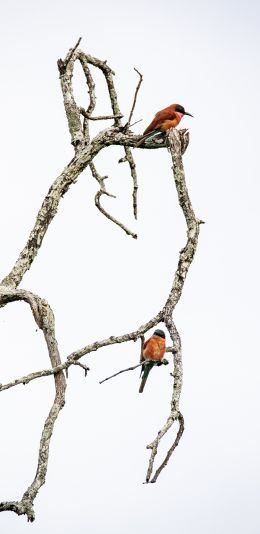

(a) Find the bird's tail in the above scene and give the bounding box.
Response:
[136,129,163,147]
[139,362,154,393]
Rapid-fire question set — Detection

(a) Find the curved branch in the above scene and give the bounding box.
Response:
[0,289,66,521]
[95,189,137,239]
[0,129,188,290]
[0,42,202,517]
[144,128,202,483]
[150,413,184,483]
[124,67,143,131]
[57,40,84,148]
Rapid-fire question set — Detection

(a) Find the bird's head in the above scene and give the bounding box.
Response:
[174,104,193,118]
[153,329,165,339]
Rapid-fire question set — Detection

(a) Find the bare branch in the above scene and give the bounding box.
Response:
[121,146,138,219]
[128,118,143,128]
[57,40,84,148]
[1,128,190,291]
[150,413,184,483]
[124,67,143,131]
[0,330,175,396]
[80,107,123,121]
[66,360,90,378]
[0,288,66,521]
[100,358,168,385]
[89,160,137,238]
[57,37,82,74]
[0,42,202,515]
[99,362,143,384]
[144,128,201,483]
[95,189,137,239]
[78,50,122,127]
[120,68,143,219]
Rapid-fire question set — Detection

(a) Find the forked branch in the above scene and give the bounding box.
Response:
[0,42,202,521]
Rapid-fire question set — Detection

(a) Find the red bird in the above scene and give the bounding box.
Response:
[137,103,193,146]
[139,329,166,393]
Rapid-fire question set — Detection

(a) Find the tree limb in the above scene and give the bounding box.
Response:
[0,41,202,520]
[0,288,66,521]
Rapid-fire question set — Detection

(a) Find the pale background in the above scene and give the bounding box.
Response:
[0,1,259,532]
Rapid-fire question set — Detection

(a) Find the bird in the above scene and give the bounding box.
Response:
[139,329,166,393]
[137,103,193,146]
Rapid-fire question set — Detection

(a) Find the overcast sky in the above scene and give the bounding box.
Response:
[0,0,259,532]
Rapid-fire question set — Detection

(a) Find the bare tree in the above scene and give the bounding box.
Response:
[0,39,203,522]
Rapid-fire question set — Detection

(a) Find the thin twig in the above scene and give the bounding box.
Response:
[99,362,143,384]
[80,108,123,121]
[129,118,143,128]
[95,190,137,239]
[121,67,143,218]
[58,37,82,73]
[124,67,143,131]
[66,360,90,378]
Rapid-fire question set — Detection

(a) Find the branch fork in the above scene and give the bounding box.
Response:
[0,39,202,520]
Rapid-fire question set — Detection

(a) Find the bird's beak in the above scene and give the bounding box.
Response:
[185,111,193,117]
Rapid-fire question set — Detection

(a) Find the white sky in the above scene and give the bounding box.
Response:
[0,0,259,532]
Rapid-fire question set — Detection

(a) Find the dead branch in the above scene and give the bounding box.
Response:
[95,189,137,239]
[99,362,143,384]
[0,288,66,521]
[150,413,184,483]
[143,128,201,483]
[0,41,202,520]
[100,358,169,385]
[80,108,123,121]
[90,161,137,238]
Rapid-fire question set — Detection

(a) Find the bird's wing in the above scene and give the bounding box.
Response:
[143,338,150,349]
[140,337,150,363]
[143,109,177,135]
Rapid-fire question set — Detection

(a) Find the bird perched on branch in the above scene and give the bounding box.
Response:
[137,103,193,146]
[139,329,166,393]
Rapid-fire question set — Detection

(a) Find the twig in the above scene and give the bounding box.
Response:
[121,68,143,218]
[89,161,137,237]
[95,189,137,239]
[124,67,143,131]
[57,37,82,74]
[66,360,90,378]
[99,357,168,385]
[123,146,138,219]
[99,362,143,384]
[78,51,122,127]
[89,162,108,190]
[80,108,123,121]
[150,413,184,483]
[129,118,143,128]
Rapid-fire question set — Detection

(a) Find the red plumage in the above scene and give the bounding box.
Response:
[143,104,181,135]
[139,332,166,393]
[137,103,193,146]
